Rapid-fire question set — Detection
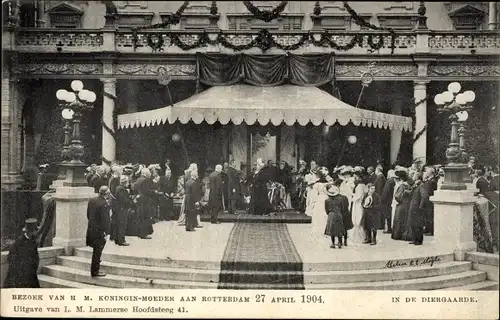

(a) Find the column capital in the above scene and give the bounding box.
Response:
[413,80,430,89]
[100,78,117,85]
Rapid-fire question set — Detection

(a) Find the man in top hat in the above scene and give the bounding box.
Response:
[3,218,40,288]
[86,186,111,277]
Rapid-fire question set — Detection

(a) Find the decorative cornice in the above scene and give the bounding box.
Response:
[114,63,196,76]
[12,63,103,75]
[336,63,418,78]
[428,63,500,77]
[8,59,500,80]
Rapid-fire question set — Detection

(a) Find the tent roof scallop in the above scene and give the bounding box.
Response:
[117,84,413,131]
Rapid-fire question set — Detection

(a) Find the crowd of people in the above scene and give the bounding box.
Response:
[299,159,499,249]
[82,155,499,276]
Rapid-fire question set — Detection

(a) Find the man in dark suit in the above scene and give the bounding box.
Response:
[185,170,202,231]
[475,167,490,195]
[373,166,386,228]
[133,168,156,239]
[224,160,241,214]
[113,175,131,246]
[209,164,224,224]
[159,169,176,220]
[366,166,376,184]
[3,218,40,288]
[380,169,396,233]
[86,186,111,277]
[408,167,434,245]
[90,166,108,194]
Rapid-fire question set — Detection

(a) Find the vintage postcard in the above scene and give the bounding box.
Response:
[1,0,499,319]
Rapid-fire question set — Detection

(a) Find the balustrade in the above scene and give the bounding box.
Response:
[8,28,500,55]
[428,31,500,55]
[14,28,104,52]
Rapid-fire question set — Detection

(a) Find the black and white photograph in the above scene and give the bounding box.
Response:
[1,0,499,319]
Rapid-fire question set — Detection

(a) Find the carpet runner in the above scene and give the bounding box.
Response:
[218,223,304,289]
[201,212,311,224]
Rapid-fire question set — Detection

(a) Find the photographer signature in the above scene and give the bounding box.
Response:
[385,256,441,269]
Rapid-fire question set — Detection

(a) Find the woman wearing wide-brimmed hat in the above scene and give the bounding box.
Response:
[349,169,367,246]
[324,184,350,249]
[391,167,412,241]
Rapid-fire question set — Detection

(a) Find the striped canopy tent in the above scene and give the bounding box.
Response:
[117,84,412,131]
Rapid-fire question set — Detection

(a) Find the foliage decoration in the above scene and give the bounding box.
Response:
[147,34,165,52]
[141,30,391,53]
[242,1,288,22]
[342,1,396,54]
[132,1,189,50]
[394,95,429,166]
[366,35,385,52]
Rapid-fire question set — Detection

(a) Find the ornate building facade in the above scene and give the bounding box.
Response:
[2,1,499,190]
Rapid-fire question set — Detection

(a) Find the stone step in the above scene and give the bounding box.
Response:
[57,256,220,283]
[303,261,472,284]
[438,280,499,291]
[38,274,101,288]
[470,263,499,282]
[465,252,499,267]
[42,265,218,289]
[60,255,469,284]
[304,271,487,290]
[74,247,221,270]
[304,253,455,271]
[74,246,455,272]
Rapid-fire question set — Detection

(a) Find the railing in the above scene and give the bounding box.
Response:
[8,27,500,55]
[13,28,104,52]
[428,30,500,55]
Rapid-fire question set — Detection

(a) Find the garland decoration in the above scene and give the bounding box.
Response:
[147,34,165,52]
[101,91,119,165]
[342,1,397,54]
[411,96,429,144]
[394,95,429,166]
[242,1,288,22]
[141,30,379,53]
[133,1,189,50]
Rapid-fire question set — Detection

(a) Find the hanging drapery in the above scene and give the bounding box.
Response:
[197,53,335,87]
[117,84,412,132]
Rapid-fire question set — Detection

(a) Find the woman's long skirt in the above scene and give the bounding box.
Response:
[177,196,186,226]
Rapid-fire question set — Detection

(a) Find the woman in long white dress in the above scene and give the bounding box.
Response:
[310,167,331,239]
[304,161,319,217]
[348,170,367,246]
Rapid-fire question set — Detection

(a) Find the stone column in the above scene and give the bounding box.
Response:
[390,101,402,165]
[413,80,428,164]
[430,189,477,261]
[101,78,117,165]
[53,184,96,255]
[4,78,23,189]
[35,0,45,27]
[489,2,498,30]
